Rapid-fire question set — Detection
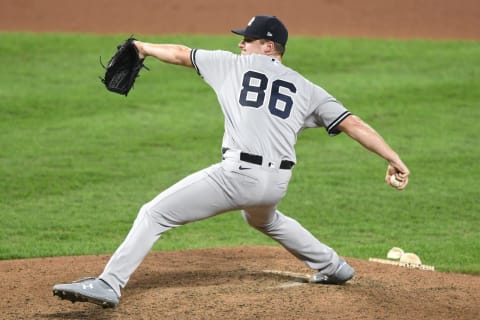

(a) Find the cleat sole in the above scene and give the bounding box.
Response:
[53,289,117,308]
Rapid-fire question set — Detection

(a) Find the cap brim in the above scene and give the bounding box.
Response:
[231,29,262,41]
[231,29,247,36]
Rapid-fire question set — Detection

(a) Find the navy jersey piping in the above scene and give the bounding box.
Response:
[327,111,351,135]
[190,49,201,76]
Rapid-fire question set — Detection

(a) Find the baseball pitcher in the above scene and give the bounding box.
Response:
[53,15,410,308]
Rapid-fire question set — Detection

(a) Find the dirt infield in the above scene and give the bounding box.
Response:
[1,1,479,319]
[1,0,480,39]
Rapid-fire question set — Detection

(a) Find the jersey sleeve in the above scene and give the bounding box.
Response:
[306,86,351,136]
[190,49,237,90]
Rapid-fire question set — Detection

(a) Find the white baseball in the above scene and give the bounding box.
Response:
[390,175,402,187]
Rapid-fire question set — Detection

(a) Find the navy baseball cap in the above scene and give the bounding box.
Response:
[232,16,288,47]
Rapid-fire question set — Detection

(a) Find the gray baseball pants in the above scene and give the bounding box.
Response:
[100,150,340,296]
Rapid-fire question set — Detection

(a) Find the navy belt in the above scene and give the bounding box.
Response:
[222,148,295,170]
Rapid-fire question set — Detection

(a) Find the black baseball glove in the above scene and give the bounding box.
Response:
[100,37,148,96]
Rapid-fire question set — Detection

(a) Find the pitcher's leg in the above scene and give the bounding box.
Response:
[242,208,339,274]
[99,204,164,297]
[100,166,231,296]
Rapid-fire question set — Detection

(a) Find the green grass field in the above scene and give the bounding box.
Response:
[0,33,478,274]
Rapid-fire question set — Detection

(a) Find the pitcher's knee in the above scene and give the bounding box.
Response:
[241,209,276,231]
[139,203,171,227]
[241,210,260,227]
[139,203,155,218]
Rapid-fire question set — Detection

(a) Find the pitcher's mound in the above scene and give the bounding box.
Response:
[1,246,479,319]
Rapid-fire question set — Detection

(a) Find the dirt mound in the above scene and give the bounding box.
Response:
[1,246,479,319]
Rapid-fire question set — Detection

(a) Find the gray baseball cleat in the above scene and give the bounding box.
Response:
[53,277,119,308]
[310,258,355,284]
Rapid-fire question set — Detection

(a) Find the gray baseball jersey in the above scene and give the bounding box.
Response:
[191,49,351,163]
[99,49,351,297]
